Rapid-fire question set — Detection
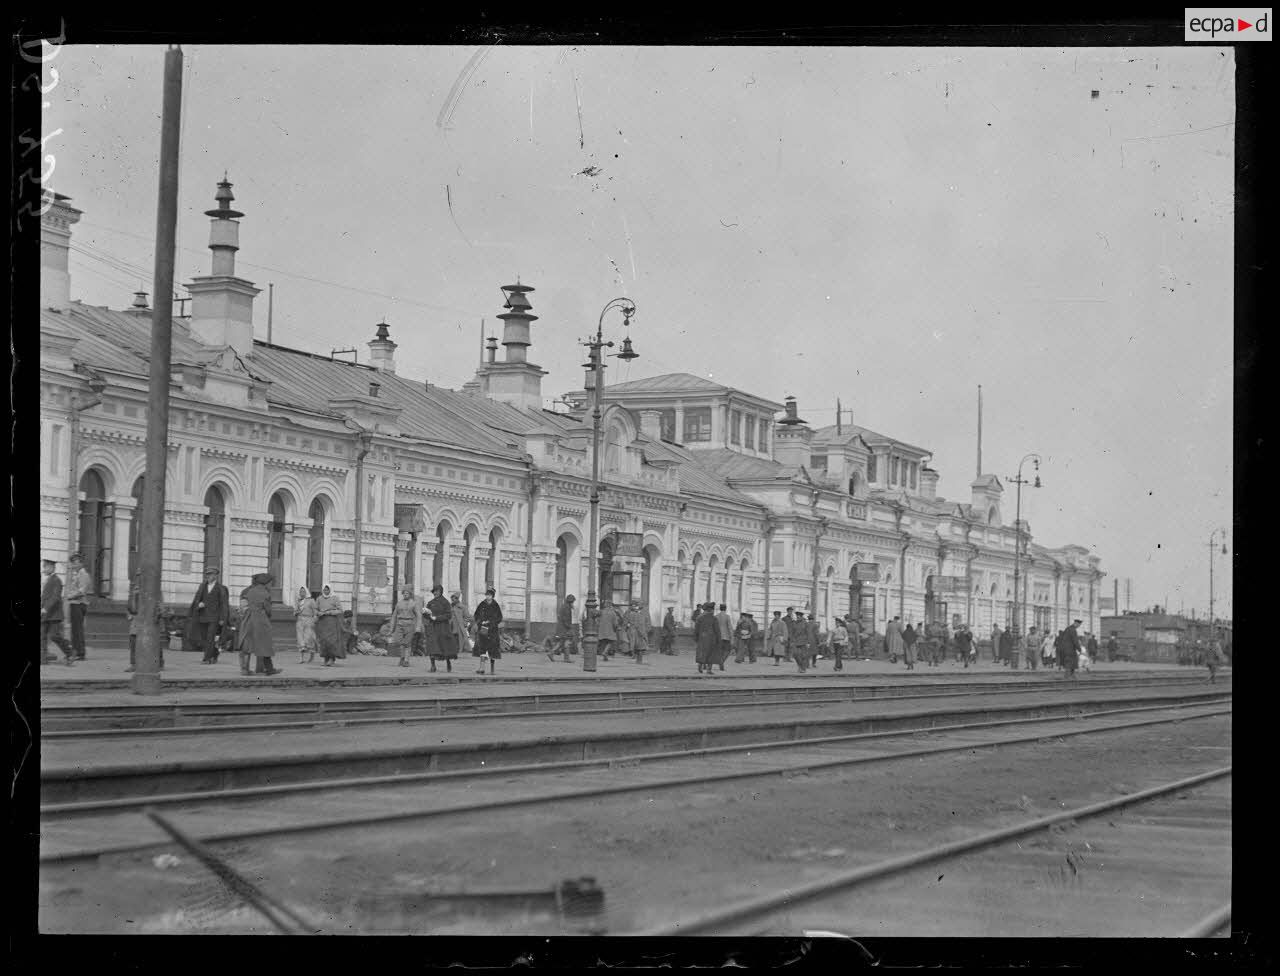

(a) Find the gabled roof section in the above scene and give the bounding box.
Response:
[44,301,541,459]
[812,423,930,456]
[972,474,1004,490]
[604,372,731,395]
[635,441,765,507]
[693,448,788,482]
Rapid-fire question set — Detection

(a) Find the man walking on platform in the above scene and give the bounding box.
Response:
[551,594,578,662]
[733,611,758,664]
[954,623,973,668]
[715,603,733,671]
[187,567,231,663]
[41,559,75,665]
[1023,626,1039,671]
[768,610,789,665]
[661,606,677,655]
[64,553,93,661]
[790,611,813,672]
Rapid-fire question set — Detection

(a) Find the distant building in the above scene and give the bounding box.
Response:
[39,182,1105,638]
[1101,610,1232,662]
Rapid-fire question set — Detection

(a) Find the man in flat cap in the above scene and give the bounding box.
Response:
[187,566,231,664]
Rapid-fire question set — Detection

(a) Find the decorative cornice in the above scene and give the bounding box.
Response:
[265,456,352,478]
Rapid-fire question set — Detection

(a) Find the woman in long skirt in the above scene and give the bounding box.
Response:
[424,584,457,673]
[315,584,345,666]
[902,622,918,670]
[295,586,318,664]
[241,573,280,675]
[472,587,503,675]
[388,587,421,668]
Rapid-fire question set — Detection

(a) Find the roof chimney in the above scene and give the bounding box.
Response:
[476,281,547,412]
[40,192,82,311]
[367,321,397,373]
[129,290,151,314]
[772,395,813,468]
[186,177,261,356]
[639,410,662,440]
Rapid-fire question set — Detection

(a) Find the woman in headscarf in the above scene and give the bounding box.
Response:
[294,586,318,665]
[388,586,422,668]
[424,583,457,673]
[902,621,918,670]
[694,602,719,675]
[315,584,345,665]
[472,587,503,675]
[240,572,280,675]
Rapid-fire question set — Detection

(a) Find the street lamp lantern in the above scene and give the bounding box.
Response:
[580,298,638,673]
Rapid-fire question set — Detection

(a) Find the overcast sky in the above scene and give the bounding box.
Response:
[45,43,1235,619]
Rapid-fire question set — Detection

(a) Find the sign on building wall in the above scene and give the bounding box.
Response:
[363,556,388,588]
[612,531,644,558]
[934,575,967,594]
[854,562,880,582]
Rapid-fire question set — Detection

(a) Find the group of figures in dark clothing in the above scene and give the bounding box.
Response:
[693,604,861,674]
[547,595,666,664]
[44,556,509,675]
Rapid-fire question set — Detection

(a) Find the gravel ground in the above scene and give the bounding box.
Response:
[39,714,1230,935]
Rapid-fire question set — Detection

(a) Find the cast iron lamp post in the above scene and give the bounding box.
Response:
[1008,453,1041,639]
[1208,528,1227,641]
[580,298,637,672]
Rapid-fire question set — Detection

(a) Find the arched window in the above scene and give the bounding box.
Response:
[78,468,111,597]
[555,535,570,605]
[267,493,287,603]
[604,424,625,475]
[306,497,327,593]
[988,506,998,525]
[203,485,227,577]
[128,476,145,582]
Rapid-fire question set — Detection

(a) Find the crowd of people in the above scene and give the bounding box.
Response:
[39,556,1230,686]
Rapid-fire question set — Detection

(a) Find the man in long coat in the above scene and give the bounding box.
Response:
[551,594,578,662]
[733,612,758,664]
[41,559,74,665]
[885,616,905,663]
[715,603,733,670]
[767,610,789,665]
[790,611,813,672]
[661,607,677,655]
[598,600,619,660]
[1061,619,1083,678]
[694,602,719,674]
[187,567,231,663]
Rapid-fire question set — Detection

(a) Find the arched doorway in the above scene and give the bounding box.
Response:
[306,497,327,593]
[722,557,734,609]
[203,485,227,576]
[267,492,288,603]
[641,545,659,620]
[689,553,702,611]
[706,554,719,604]
[128,476,145,582]
[78,468,111,597]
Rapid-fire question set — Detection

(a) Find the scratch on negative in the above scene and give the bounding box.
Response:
[571,69,585,149]
[445,185,473,247]
[11,661,31,799]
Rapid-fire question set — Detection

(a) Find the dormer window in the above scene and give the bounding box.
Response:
[909,463,917,490]
[756,421,767,452]
[730,409,742,445]
[867,454,877,483]
[744,415,756,450]
[683,407,712,443]
[659,409,676,442]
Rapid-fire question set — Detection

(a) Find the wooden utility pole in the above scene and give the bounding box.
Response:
[132,45,183,696]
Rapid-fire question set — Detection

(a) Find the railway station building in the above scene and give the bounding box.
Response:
[38,183,1105,641]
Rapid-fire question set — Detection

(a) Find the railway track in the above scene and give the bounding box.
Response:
[637,767,1232,938]
[41,684,1229,806]
[40,696,1229,866]
[42,673,1224,737]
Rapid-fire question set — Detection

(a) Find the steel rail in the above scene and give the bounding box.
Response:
[1180,903,1231,938]
[42,694,1230,816]
[40,702,1230,863]
[634,766,1232,936]
[42,675,1224,740]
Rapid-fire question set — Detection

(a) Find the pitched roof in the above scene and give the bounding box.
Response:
[693,448,790,482]
[812,423,929,455]
[45,302,544,458]
[635,442,765,507]
[603,372,731,395]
